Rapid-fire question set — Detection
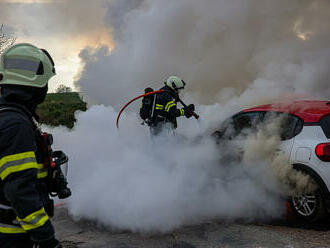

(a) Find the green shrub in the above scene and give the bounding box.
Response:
[37,92,87,128]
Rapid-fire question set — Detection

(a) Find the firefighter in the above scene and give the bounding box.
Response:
[0,43,62,247]
[140,76,195,135]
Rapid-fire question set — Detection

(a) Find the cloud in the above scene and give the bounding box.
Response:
[0,0,114,91]
[0,0,109,37]
[1,0,62,3]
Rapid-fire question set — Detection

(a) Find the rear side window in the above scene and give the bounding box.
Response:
[320,115,330,138]
[263,112,303,140]
[214,111,302,140]
[233,112,263,136]
[216,112,264,139]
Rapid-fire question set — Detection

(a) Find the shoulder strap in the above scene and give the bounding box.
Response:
[150,91,157,119]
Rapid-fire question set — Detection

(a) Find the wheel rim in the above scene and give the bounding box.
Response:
[291,194,317,217]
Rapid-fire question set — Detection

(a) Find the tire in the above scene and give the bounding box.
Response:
[289,188,326,222]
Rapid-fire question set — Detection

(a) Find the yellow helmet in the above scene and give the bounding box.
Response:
[166,76,186,91]
[0,43,56,88]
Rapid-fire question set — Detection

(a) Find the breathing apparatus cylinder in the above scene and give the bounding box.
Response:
[139,87,155,124]
[41,132,71,199]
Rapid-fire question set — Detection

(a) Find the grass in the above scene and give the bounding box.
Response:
[37,92,87,128]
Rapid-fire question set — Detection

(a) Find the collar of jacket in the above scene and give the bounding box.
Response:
[160,85,179,100]
[0,98,40,123]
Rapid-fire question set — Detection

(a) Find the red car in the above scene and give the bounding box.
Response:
[213,100,330,221]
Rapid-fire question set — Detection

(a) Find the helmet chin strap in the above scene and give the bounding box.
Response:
[172,82,184,92]
[172,82,177,90]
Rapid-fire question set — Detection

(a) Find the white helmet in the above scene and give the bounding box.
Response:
[0,43,56,88]
[166,76,186,91]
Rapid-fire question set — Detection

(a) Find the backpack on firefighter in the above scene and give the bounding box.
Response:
[139,87,156,126]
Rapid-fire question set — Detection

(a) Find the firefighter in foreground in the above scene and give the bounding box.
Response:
[140,76,195,135]
[0,43,71,248]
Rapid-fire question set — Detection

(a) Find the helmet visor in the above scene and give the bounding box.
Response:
[4,58,44,74]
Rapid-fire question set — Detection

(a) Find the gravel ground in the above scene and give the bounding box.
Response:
[52,207,330,248]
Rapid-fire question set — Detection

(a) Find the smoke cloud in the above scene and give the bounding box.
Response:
[47,0,330,232]
[51,106,286,233]
[77,0,330,107]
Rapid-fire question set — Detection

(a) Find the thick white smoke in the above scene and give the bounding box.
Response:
[49,0,330,232]
[50,106,285,233]
[77,0,330,106]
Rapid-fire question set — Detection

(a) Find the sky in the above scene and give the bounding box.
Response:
[0,0,113,92]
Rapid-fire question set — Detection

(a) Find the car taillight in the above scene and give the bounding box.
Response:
[315,143,330,162]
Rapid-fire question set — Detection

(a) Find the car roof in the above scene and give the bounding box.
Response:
[242,100,330,123]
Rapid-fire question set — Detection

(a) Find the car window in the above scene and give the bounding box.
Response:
[262,112,303,140]
[214,118,234,139]
[320,115,330,138]
[232,112,264,137]
[214,111,303,141]
[215,112,263,139]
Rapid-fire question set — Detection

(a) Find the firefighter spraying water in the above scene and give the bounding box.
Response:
[117,76,199,134]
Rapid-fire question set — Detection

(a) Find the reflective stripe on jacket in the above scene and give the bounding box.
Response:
[17,207,49,231]
[151,86,185,127]
[0,151,38,180]
[0,223,25,234]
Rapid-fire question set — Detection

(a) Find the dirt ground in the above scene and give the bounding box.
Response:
[52,207,330,248]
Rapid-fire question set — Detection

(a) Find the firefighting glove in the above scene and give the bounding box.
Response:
[184,104,195,118]
[35,237,62,248]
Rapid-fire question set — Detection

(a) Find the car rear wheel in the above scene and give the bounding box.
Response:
[290,189,325,222]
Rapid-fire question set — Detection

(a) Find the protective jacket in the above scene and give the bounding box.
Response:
[0,98,55,242]
[150,85,185,128]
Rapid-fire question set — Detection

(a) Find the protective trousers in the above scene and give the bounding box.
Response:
[0,233,34,248]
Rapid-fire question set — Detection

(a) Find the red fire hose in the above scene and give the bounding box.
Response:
[116,90,165,128]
